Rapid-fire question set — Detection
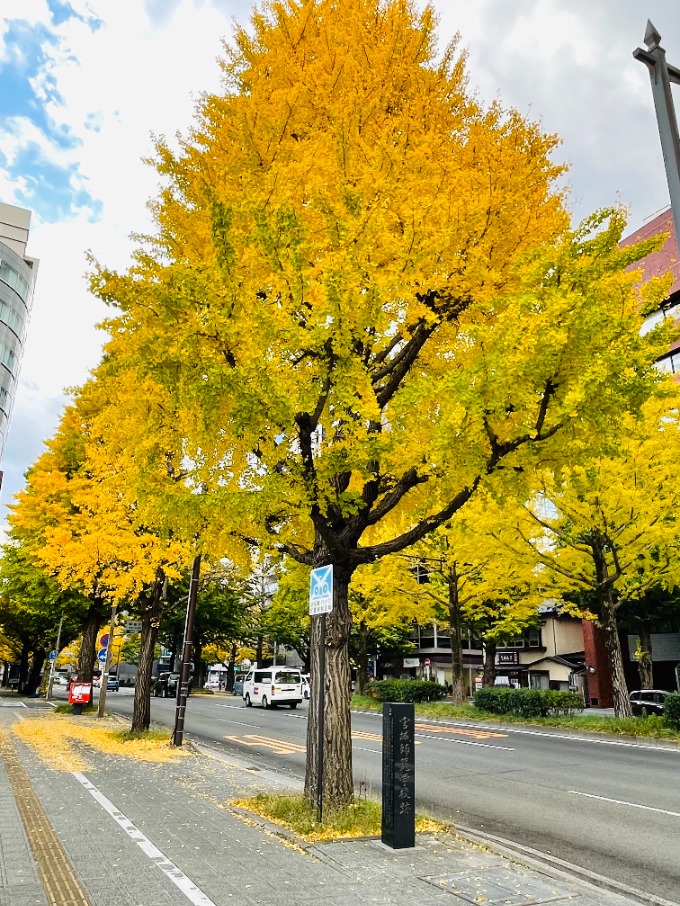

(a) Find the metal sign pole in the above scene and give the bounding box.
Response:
[46,614,63,701]
[317,612,326,823]
[97,604,117,718]
[309,564,334,824]
[172,553,201,746]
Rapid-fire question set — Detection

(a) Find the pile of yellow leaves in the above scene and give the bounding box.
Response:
[12,715,189,772]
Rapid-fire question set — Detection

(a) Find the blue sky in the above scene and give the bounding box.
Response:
[1,0,680,526]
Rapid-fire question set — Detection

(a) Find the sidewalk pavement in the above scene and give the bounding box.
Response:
[0,699,663,906]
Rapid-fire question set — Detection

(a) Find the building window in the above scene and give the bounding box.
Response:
[434,625,451,648]
[656,351,680,374]
[0,300,24,335]
[0,344,16,372]
[0,259,30,303]
[411,563,430,584]
[499,628,542,649]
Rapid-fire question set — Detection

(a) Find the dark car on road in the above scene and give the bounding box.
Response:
[153,672,180,697]
[153,672,193,698]
[629,689,671,716]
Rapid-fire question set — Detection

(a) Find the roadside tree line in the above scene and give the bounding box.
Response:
[3,0,680,811]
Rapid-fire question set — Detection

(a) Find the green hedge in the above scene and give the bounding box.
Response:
[369,679,447,703]
[474,687,584,717]
[665,692,680,730]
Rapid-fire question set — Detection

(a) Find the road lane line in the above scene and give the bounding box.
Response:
[73,772,218,906]
[415,732,514,751]
[569,790,680,818]
[357,711,680,754]
[217,719,265,729]
[441,721,680,752]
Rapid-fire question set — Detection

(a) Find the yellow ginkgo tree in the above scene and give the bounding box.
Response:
[89,0,670,806]
[374,489,546,702]
[8,392,190,730]
[513,395,680,717]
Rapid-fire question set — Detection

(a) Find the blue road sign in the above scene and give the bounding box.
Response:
[309,564,333,615]
[48,650,57,661]
[97,648,108,664]
[99,633,110,648]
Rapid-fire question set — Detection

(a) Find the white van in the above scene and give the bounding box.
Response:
[243,666,303,709]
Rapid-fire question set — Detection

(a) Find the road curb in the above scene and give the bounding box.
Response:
[455,824,680,906]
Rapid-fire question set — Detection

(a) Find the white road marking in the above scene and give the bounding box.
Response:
[569,790,680,818]
[217,718,265,729]
[358,710,680,754]
[73,772,219,906]
[414,732,514,751]
[502,726,680,752]
[217,703,308,720]
[0,701,27,708]
[224,734,306,755]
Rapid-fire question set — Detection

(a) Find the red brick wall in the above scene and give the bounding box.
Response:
[582,619,614,708]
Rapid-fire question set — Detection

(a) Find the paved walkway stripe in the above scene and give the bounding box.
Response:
[0,732,91,906]
[73,772,219,906]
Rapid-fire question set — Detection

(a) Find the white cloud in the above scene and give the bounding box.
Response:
[3,0,680,517]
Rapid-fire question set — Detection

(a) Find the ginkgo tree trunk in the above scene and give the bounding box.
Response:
[90,0,669,807]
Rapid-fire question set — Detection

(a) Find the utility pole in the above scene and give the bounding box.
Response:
[172,554,201,746]
[634,21,680,242]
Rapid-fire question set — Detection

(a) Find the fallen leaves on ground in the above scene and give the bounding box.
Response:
[12,714,190,771]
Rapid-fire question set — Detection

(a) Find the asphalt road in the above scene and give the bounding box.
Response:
[82,688,680,904]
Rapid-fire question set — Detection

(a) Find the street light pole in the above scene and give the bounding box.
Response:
[634,21,680,242]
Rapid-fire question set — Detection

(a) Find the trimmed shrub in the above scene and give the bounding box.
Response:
[474,687,584,717]
[370,679,447,703]
[665,692,680,730]
[473,687,514,715]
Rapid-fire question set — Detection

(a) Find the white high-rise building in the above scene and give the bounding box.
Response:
[0,202,38,461]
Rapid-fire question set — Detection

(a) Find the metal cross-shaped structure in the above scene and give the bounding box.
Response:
[634,21,680,243]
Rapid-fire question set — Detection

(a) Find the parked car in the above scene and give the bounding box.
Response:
[629,689,671,716]
[204,679,221,691]
[302,675,310,700]
[242,666,303,709]
[232,672,247,696]
[154,672,181,697]
[93,675,119,691]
